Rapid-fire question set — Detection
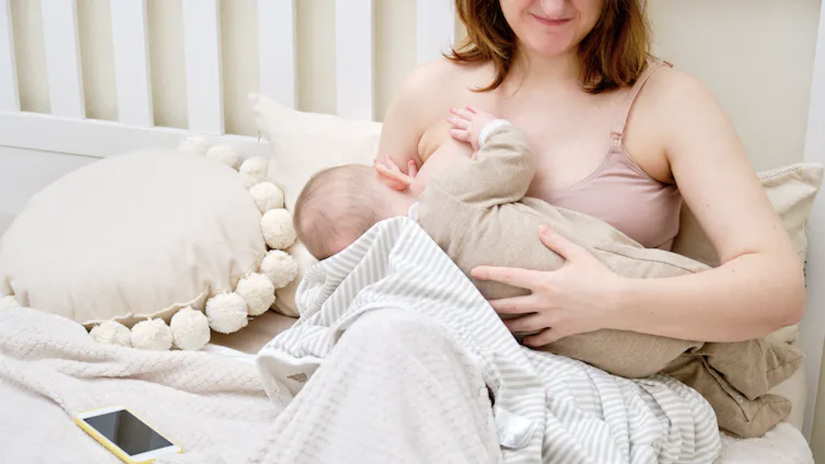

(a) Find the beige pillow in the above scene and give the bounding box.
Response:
[673,162,823,345]
[0,150,267,327]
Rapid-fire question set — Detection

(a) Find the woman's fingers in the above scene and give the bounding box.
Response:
[407,159,419,178]
[538,225,591,262]
[466,105,479,114]
[523,328,566,348]
[487,295,538,315]
[503,314,544,333]
[471,266,542,291]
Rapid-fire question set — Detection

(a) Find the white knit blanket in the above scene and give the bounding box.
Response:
[256,217,722,464]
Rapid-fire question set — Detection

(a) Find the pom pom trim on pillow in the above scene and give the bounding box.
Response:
[0,137,301,352]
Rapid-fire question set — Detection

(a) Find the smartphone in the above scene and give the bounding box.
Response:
[75,406,182,464]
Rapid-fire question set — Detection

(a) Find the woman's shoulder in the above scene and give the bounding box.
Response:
[635,63,722,124]
[628,63,727,147]
[394,57,492,109]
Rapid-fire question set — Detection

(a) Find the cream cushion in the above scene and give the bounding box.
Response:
[0,150,266,327]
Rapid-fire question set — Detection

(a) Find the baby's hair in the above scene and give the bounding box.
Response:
[293,164,383,260]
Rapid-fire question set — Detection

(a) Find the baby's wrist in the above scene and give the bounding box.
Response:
[478,119,512,148]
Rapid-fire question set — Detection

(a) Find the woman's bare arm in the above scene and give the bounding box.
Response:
[614,69,805,341]
[377,60,453,172]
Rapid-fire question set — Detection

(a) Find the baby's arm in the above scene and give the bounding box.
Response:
[431,106,535,207]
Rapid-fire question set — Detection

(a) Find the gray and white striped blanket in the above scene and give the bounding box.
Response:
[256,217,722,464]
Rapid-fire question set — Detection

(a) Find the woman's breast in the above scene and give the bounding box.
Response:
[542,149,683,250]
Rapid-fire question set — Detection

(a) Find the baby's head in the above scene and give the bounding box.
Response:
[294,164,408,260]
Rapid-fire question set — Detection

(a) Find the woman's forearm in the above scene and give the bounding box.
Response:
[613,252,805,342]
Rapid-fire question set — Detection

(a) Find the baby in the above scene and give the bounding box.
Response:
[293,107,801,438]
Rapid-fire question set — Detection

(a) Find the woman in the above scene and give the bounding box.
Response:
[377,0,805,347]
[270,2,805,460]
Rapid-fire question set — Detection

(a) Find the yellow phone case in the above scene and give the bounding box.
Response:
[74,406,182,464]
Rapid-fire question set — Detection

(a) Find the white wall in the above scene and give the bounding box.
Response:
[649,0,820,171]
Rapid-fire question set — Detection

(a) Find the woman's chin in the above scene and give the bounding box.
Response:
[525,43,576,60]
[520,35,578,59]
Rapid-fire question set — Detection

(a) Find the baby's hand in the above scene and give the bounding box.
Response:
[373,154,418,191]
[447,106,498,152]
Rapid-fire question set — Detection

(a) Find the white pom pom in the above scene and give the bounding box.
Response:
[179,136,211,154]
[238,173,258,190]
[235,273,276,316]
[90,320,132,347]
[130,319,173,351]
[206,145,243,170]
[170,306,210,350]
[0,295,20,310]
[206,293,248,334]
[239,156,269,183]
[261,209,296,250]
[260,250,299,289]
[249,182,285,214]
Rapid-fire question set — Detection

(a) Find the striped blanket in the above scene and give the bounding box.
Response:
[256,217,722,463]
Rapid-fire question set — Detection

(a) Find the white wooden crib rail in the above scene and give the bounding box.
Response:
[0,0,456,157]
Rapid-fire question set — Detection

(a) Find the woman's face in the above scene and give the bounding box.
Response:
[500,0,604,58]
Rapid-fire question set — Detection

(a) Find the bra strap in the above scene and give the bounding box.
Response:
[611,58,674,139]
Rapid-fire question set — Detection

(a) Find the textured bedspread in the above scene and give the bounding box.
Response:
[256,217,721,463]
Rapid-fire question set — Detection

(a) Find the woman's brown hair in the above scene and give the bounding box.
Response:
[448,0,650,94]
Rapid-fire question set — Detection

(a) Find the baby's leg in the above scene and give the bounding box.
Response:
[540,329,701,378]
[662,340,802,438]
[694,339,803,400]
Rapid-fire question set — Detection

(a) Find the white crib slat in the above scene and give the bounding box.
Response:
[41,0,85,119]
[0,0,18,112]
[416,0,456,65]
[182,0,224,135]
[110,0,153,127]
[258,0,296,109]
[335,0,373,120]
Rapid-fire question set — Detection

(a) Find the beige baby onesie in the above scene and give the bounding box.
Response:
[415,122,802,438]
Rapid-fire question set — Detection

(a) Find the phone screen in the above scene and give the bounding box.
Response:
[82,409,173,456]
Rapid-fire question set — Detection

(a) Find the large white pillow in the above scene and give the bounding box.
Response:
[0,150,267,327]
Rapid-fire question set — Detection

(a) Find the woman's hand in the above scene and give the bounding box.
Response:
[374,154,418,191]
[471,225,627,347]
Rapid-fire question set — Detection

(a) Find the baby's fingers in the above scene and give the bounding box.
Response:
[447,115,470,130]
[407,160,419,178]
[450,106,474,121]
[450,129,470,143]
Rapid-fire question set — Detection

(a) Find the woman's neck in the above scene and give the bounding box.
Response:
[506,45,581,93]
